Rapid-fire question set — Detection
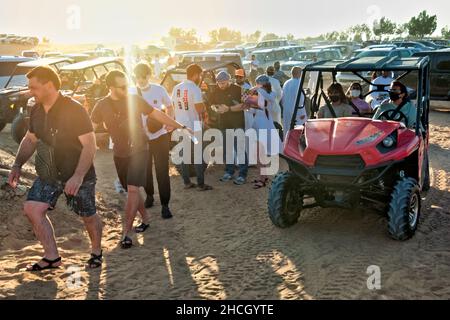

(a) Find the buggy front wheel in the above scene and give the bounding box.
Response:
[268,172,303,228]
[387,177,421,240]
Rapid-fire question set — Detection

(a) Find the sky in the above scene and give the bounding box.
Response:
[1,0,449,44]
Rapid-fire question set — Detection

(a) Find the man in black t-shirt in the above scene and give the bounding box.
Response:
[8,66,103,271]
[207,71,249,185]
[91,70,191,249]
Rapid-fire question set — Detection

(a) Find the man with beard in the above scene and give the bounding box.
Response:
[8,66,103,270]
[208,71,248,185]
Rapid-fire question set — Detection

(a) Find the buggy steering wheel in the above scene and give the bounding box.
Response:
[378,109,408,127]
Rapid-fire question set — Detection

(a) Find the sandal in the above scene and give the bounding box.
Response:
[134,223,150,233]
[120,236,133,249]
[26,257,62,272]
[253,178,269,189]
[87,251,103,269]
[197,184,213,191]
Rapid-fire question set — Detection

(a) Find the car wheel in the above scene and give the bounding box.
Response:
[387,177,421,240]
[11,113,28,144]
[268,171,303,228]
[0,121,6,132]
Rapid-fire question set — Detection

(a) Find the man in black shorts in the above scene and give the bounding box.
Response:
[91,70,192,249]
[8,66,103,271]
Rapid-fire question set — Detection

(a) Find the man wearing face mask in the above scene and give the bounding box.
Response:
[130,62,174,219]
[209,71,248,185]
[373,81,417,129]
[234,69,253,132]
[369,70,394,109]
[317,83,354,118]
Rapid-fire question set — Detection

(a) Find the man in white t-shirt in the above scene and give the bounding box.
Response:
[172,64,212,191]
[370,71,394,109]
[131,62,174,219]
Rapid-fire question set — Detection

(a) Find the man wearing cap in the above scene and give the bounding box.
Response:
[234,69,253,132]
[207,71,248,185]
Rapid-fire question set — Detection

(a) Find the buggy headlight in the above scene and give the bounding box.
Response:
[382,136,395,148]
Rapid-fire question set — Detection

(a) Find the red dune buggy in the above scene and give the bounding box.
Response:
[268,56,431,240]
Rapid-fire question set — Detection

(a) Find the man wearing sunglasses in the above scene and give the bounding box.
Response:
[91,70,193,249]
[373,81,417,129]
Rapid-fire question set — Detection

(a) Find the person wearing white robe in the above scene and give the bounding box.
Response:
[247,75,282,189]
[281,67,307,140]
[266,66,283,125]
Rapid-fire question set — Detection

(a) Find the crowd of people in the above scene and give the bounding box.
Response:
[6,57,415,271]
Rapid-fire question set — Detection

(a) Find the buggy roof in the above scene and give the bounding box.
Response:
[59,57,121,71]
[303,56,429,72]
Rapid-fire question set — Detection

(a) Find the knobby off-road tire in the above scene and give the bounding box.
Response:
[387,177,421,241]
[268,171,303,228]
[11,113,28,144]
[422,152,430,192]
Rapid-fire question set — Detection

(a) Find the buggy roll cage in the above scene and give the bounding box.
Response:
[290,56,431,137]
[59,58,126,95]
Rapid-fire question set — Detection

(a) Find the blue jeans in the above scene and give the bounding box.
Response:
[222,129,248,178]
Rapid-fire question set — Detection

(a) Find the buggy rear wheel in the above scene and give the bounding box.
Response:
[387,177,421,240]
[422,152,430,191]
[11,113,28,144]
[268,172,303,228]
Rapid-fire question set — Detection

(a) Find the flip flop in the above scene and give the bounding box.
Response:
[134,223,150,233]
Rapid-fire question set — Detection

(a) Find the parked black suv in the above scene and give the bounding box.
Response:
[413,49,450,109]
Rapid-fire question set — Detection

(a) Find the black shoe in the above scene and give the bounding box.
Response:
[144,195,154,208]
[161,206,173,219]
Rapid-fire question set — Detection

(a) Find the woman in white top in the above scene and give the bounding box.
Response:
[246,75,282,189]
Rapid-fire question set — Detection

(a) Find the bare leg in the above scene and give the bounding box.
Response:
[82,214,103,256]
[123,185,141,237]
[137,195,150,224]
[23,201,61,266]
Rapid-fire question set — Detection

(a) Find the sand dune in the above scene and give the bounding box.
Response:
[0,110,449,300]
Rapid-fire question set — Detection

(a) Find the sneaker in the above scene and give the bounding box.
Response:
[233,176,246,185]
[220,173,233,182]
[161,206,173,219]
[144,195,154,208]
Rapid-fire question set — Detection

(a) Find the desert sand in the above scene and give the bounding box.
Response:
[0,110,449,300]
